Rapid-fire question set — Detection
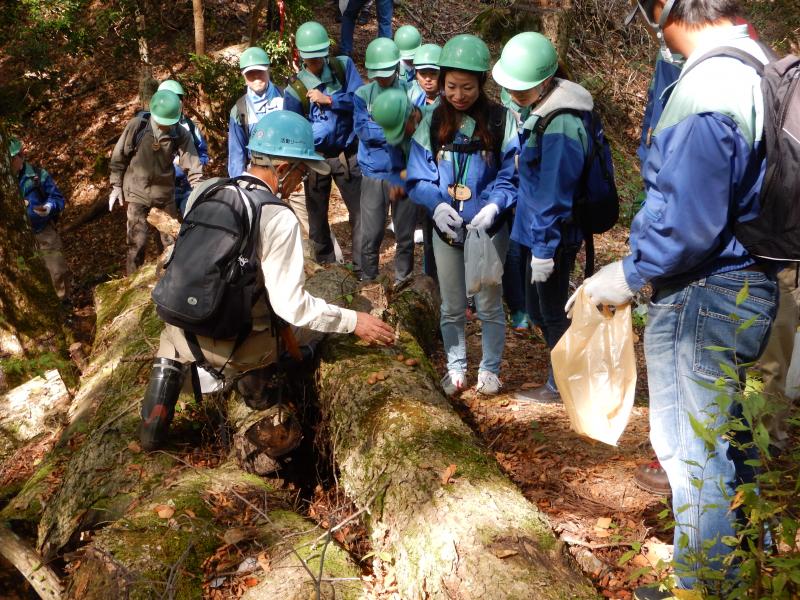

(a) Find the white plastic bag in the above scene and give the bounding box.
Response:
[463,228,504,296]
[551,287,637,446]
[784,326,800,400]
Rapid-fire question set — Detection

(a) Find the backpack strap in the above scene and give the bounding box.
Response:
[681,46,765,79]
[429,104,507,166]
[131,112,151,153]
[329,56,347,88]
[235,96,249,141]
[287,77,311,116]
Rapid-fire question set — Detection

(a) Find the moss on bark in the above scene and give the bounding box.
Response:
[316,278,599,599]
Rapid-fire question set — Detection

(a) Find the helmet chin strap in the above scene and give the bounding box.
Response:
[656,0,677,61]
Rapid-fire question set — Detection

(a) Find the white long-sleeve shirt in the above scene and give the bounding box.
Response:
[187,176,357,335]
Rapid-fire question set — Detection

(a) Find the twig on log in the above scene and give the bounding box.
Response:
[0,524,63,599]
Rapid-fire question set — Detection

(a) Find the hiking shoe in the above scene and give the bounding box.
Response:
[634,459,672,496]
[515,384,560,404]
[476,371,502,395]
[510,311,530,331]
[441,371,466,396]
[632,585,678,600]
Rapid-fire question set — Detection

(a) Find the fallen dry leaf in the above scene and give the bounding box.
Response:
[595,517,612,529]
[441,463,457,485]
[493,548,519,559]
[184,509,196,518]
[127,441,142,453]
[244,577,259,587]
[154,504,174,519]
[256,551,271,573]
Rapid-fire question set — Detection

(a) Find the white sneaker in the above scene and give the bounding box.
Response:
[413,228,424,244]
[441,371,466,396]
[476,370,502,395]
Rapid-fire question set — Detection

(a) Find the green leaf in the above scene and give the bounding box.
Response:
[720,362,739,382]
[345,294,354,304]
[704,345,732,352]
[737,314,758,332]
[735,280,750,306]
[618,549,637,565]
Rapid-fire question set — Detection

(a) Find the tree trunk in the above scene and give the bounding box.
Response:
[314,275,598,599]
[0,125,69,387]
[1,264,364,598]
[192,0,205,56]
[249,0,268,45]
[66,463,364,600]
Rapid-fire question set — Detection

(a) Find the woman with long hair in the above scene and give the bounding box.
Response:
[406,34,519,396]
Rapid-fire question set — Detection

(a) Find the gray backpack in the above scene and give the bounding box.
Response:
[684,47,800,261]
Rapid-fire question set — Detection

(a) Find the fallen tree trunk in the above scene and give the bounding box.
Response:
[0,524,62,599]
[66,462,364,600]
[0,264,365,598]
[315,276,598,599]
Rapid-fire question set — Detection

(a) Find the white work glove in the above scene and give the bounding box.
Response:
[566,260,634,312]
[433,203,463,240]
[108,186,123,211]
[33,202,53,216]
[467,203,499,231]
[530,256,555,283]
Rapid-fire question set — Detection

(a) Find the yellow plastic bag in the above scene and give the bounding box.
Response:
[551,287,637,446]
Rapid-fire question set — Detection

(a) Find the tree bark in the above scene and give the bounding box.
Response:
[0,525,62,599]
[314,275,598,599]
[66,463,364,600]
[249,0,268,45]
[192,0,206,56]
[0,125,69,386]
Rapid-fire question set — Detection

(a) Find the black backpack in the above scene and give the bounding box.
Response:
[533,108,619,276]
[151,176,288,361]
[682,46,800,261]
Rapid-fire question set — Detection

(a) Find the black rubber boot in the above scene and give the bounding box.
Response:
[139,357,186,451]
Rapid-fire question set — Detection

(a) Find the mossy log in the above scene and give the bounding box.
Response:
[316,275,599,599]
[66,462,364,600]
[0,264,365,599]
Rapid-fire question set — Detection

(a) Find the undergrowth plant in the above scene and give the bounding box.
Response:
[652,282,800,598]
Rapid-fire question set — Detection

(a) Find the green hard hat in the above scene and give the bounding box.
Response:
[365,37,400,78]
[296,21,330,59]
[394,25,421,59]
[371,88,411,146]
[8,137,22,158]
[439,34,490,73]
[247,110,330,175]
[158,79,185,97]
[492,32,557,90]
[149,90,182,126]
[239,46,271,72]
[413,43,441,70]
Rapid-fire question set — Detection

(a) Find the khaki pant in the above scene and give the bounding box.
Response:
[126,200,178,276]
[34,223,70,300]
[286,183,315,261]
[758,266,800,448]
[157,323,322,379]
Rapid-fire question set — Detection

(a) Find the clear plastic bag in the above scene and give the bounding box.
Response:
[552,287,637,446]
[464,228,504,296]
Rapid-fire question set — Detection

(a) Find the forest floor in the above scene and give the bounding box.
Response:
[10,0,797,597]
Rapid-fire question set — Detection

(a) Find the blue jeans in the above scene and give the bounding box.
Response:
[525,243,579,388]
[645,270,777,587]
[433,225,509,376]
[340,0,392,55]
[503,239,527,314]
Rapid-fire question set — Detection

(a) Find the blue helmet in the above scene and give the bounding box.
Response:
[247,111,330,174]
